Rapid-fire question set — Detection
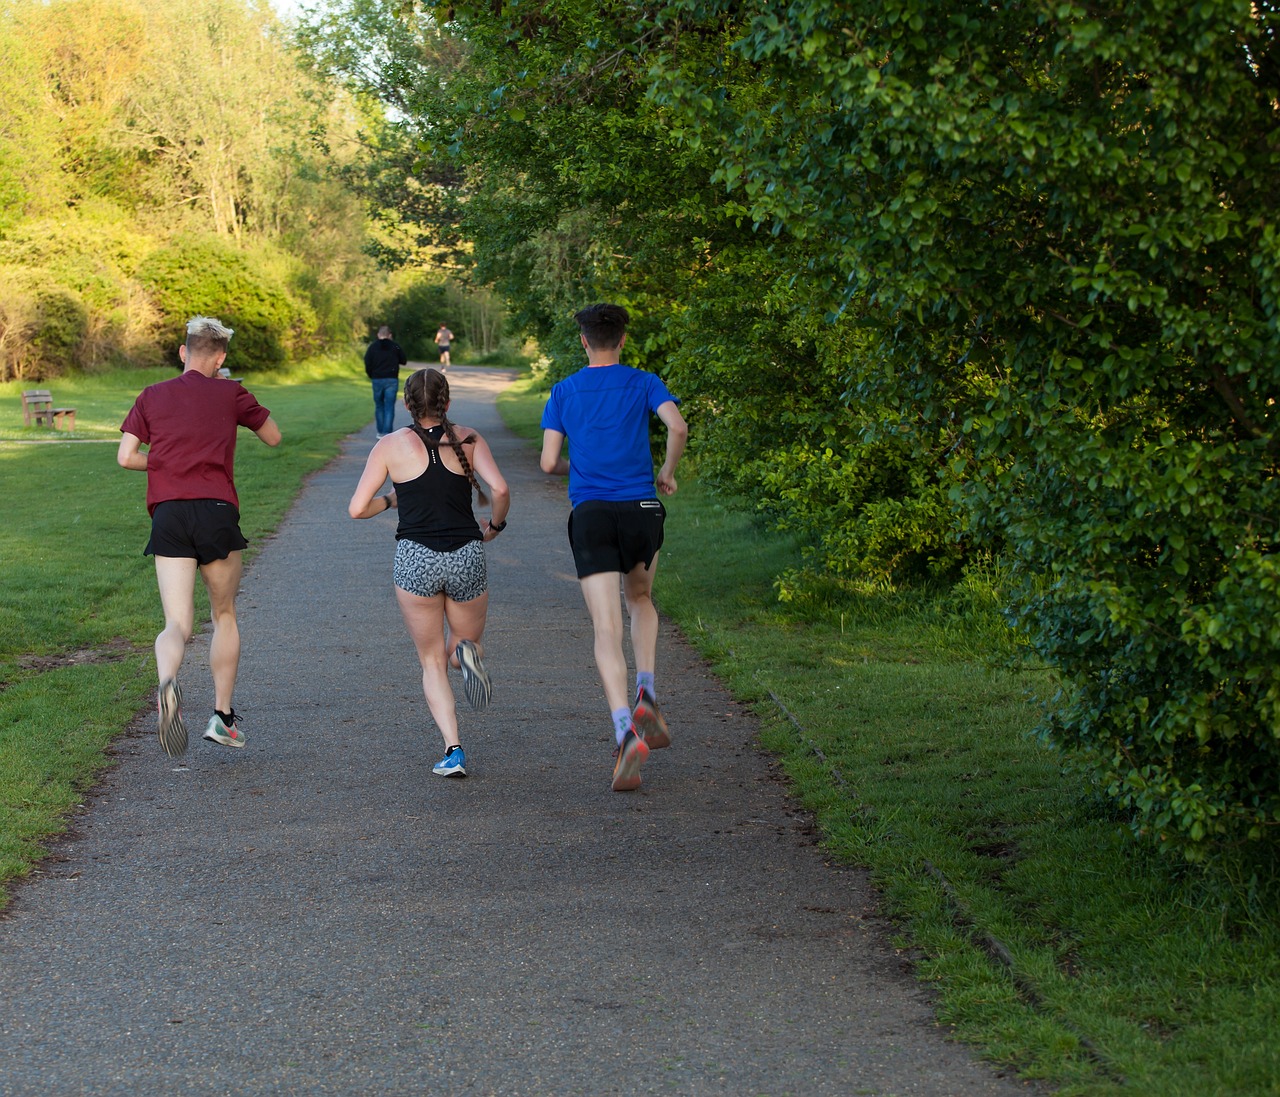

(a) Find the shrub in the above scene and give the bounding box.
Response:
[136,234,316,373]
[0,271,89,381]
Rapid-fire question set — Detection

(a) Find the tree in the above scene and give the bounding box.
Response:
[320,0,1280,857]
[648,0,1280,856]
[0,0,380,371]
[378,0,971,578]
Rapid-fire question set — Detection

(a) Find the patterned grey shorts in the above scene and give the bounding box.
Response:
[394,538,487,602]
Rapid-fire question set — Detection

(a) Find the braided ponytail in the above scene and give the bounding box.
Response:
[404,368,489,505]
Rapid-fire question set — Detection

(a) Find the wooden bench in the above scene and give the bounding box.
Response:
[21,390,77,431]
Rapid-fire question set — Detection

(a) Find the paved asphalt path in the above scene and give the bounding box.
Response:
[0,368,1034,1096]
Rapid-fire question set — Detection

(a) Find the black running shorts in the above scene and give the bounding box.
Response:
[568,498,666,579]
[145,499,248,564]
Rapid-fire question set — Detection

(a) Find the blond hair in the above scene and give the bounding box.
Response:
[185,316,234,355]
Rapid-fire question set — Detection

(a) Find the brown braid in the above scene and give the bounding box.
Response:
[404,368,490,505]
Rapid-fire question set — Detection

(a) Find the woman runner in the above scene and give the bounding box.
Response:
[348,368,510,777]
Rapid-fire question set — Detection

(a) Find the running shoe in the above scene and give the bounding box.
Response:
[157,678,187,758]
[455,639,492,712]
[632,687,671,749]
[433,745,467,777]
[203,711,246,748]
[611,727,649,792]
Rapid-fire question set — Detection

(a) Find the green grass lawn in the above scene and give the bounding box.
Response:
[498,372,1280,1097]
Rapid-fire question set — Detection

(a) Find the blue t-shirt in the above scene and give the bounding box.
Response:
[541,364,678,507]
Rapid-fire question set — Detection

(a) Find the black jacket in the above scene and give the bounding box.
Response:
[364,338,407,380]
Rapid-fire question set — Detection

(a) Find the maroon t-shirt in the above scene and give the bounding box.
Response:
[120,371,271,515]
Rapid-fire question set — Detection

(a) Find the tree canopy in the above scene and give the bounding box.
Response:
[303,0,1280,859]
[0,0,376,375]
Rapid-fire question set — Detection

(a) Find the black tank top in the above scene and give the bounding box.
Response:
[394,424,482,551]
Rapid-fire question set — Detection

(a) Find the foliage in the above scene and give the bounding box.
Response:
[0,0,381,375]
[0,215,166,377]
[315,0,1280,858]
[371,272,451,358]
[646,0,1280,859]
[0,269,91,381]
[304,0,957,577]
[135,236,317,372]
[292,0,467,267]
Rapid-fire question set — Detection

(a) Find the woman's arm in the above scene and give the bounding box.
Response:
[469,433,511,538]
[347,444,396,519]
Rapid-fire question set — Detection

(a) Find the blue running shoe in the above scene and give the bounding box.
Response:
[433,745,467,778]
[455,639,492,712]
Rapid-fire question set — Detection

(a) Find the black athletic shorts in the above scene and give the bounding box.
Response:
[145,499,248,564]
[568,498,666,579]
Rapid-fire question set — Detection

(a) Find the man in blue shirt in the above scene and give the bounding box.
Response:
[541,304,688,791]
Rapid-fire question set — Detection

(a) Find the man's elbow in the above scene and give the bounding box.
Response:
[539,456,558,475]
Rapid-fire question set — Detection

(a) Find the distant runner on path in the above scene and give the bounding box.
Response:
[435,323,454,371]
[540,303,688,792]
[348,367,510,778]
[117,316,283,758]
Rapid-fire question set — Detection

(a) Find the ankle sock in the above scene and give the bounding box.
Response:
[636,671,655,700]
[446,744,463,755]
[215,709,235,726]
[612,707,632,745]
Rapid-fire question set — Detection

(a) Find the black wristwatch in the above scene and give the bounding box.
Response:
[489,518,507,532]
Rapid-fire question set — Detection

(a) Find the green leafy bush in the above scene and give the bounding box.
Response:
[0,270,89,380]
[373,275,451,359]
[674,0,1280,857]
[136,235,316,373]
[0,216,164,372]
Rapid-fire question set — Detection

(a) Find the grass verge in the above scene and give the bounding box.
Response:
[0,357,373,906]
[497,371,1280,1097]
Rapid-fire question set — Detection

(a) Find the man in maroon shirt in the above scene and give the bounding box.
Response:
[118,317,282,758]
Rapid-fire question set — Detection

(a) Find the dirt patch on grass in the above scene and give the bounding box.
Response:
[4,638,143,689]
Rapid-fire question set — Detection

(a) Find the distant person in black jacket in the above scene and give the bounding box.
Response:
[364,326,407,437]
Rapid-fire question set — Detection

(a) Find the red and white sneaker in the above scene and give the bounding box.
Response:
[611,728,650,792]
[632,687,670,749]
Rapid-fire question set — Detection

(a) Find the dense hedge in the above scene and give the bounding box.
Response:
[136,236,317,373]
